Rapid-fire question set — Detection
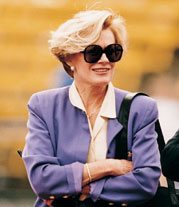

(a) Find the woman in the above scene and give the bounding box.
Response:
[22,10,161,207]
[161,129,179,181]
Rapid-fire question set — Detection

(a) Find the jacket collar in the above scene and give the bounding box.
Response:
[69,81,116,119]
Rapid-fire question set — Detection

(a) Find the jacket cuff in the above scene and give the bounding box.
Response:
[65,162,83,194]
[90,178,106,202]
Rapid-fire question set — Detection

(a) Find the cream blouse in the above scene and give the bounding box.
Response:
[69,81,116,163]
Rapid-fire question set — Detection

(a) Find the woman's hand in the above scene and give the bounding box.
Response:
[82,159,133,186]
[81,184,90,194]
[107,159,133,176]
[79,184,90,201]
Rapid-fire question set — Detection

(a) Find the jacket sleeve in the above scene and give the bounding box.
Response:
[161,129,179,181]
[90,96,161,205]
[22,94,84,200]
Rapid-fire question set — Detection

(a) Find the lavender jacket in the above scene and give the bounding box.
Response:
[22,86,161,207]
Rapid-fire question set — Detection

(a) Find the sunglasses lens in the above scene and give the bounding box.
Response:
[84,45,102,63]
[105,44,123,62]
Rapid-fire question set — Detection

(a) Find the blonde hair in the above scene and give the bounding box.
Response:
[49,10,127,77]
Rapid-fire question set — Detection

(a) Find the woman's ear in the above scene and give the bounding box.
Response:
[64,55,75,73]
[65,55,73,67]
[66,60,72,67]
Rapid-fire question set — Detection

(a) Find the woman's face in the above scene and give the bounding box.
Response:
[70,28,116,87]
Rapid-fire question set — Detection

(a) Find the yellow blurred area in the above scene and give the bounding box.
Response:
[0,0,178,179]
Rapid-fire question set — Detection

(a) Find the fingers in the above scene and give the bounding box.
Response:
[42,185,90,207]
[109,159,133,176]
[42,199,54,207]
[81,185,90,194]
[119,159,133,175]
[79,185,90,201]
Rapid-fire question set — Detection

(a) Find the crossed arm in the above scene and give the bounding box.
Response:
[44,159,133,206]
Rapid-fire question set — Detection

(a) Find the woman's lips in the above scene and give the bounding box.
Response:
[92,68,110,72]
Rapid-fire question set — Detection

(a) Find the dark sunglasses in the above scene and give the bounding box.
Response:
[80,43,123,63]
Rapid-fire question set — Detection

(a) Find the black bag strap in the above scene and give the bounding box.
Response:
[115,92,179,206]
[115,92,147,159]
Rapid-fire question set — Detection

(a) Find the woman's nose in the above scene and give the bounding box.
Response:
[98,53,109,62]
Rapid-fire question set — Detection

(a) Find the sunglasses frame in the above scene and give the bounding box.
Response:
[80,43,123,63]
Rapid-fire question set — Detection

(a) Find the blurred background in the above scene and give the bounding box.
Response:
[0,0,178,206]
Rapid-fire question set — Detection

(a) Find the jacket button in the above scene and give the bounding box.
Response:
[121,203,128,206]
[63,195,69,199]
[108,202,115,206]
[49,196,55,199]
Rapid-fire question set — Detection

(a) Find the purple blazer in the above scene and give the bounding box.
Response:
[22,86,161,207]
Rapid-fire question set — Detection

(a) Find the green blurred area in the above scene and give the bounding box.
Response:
[0,0,178,204]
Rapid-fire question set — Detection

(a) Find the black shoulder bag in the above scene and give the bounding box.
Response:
[115,92,179,207]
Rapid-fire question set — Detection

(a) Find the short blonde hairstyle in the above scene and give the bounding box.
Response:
[49,10,127,77]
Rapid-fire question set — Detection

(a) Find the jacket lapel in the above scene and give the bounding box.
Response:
[107,118,123,149]
[106,88,127,149]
